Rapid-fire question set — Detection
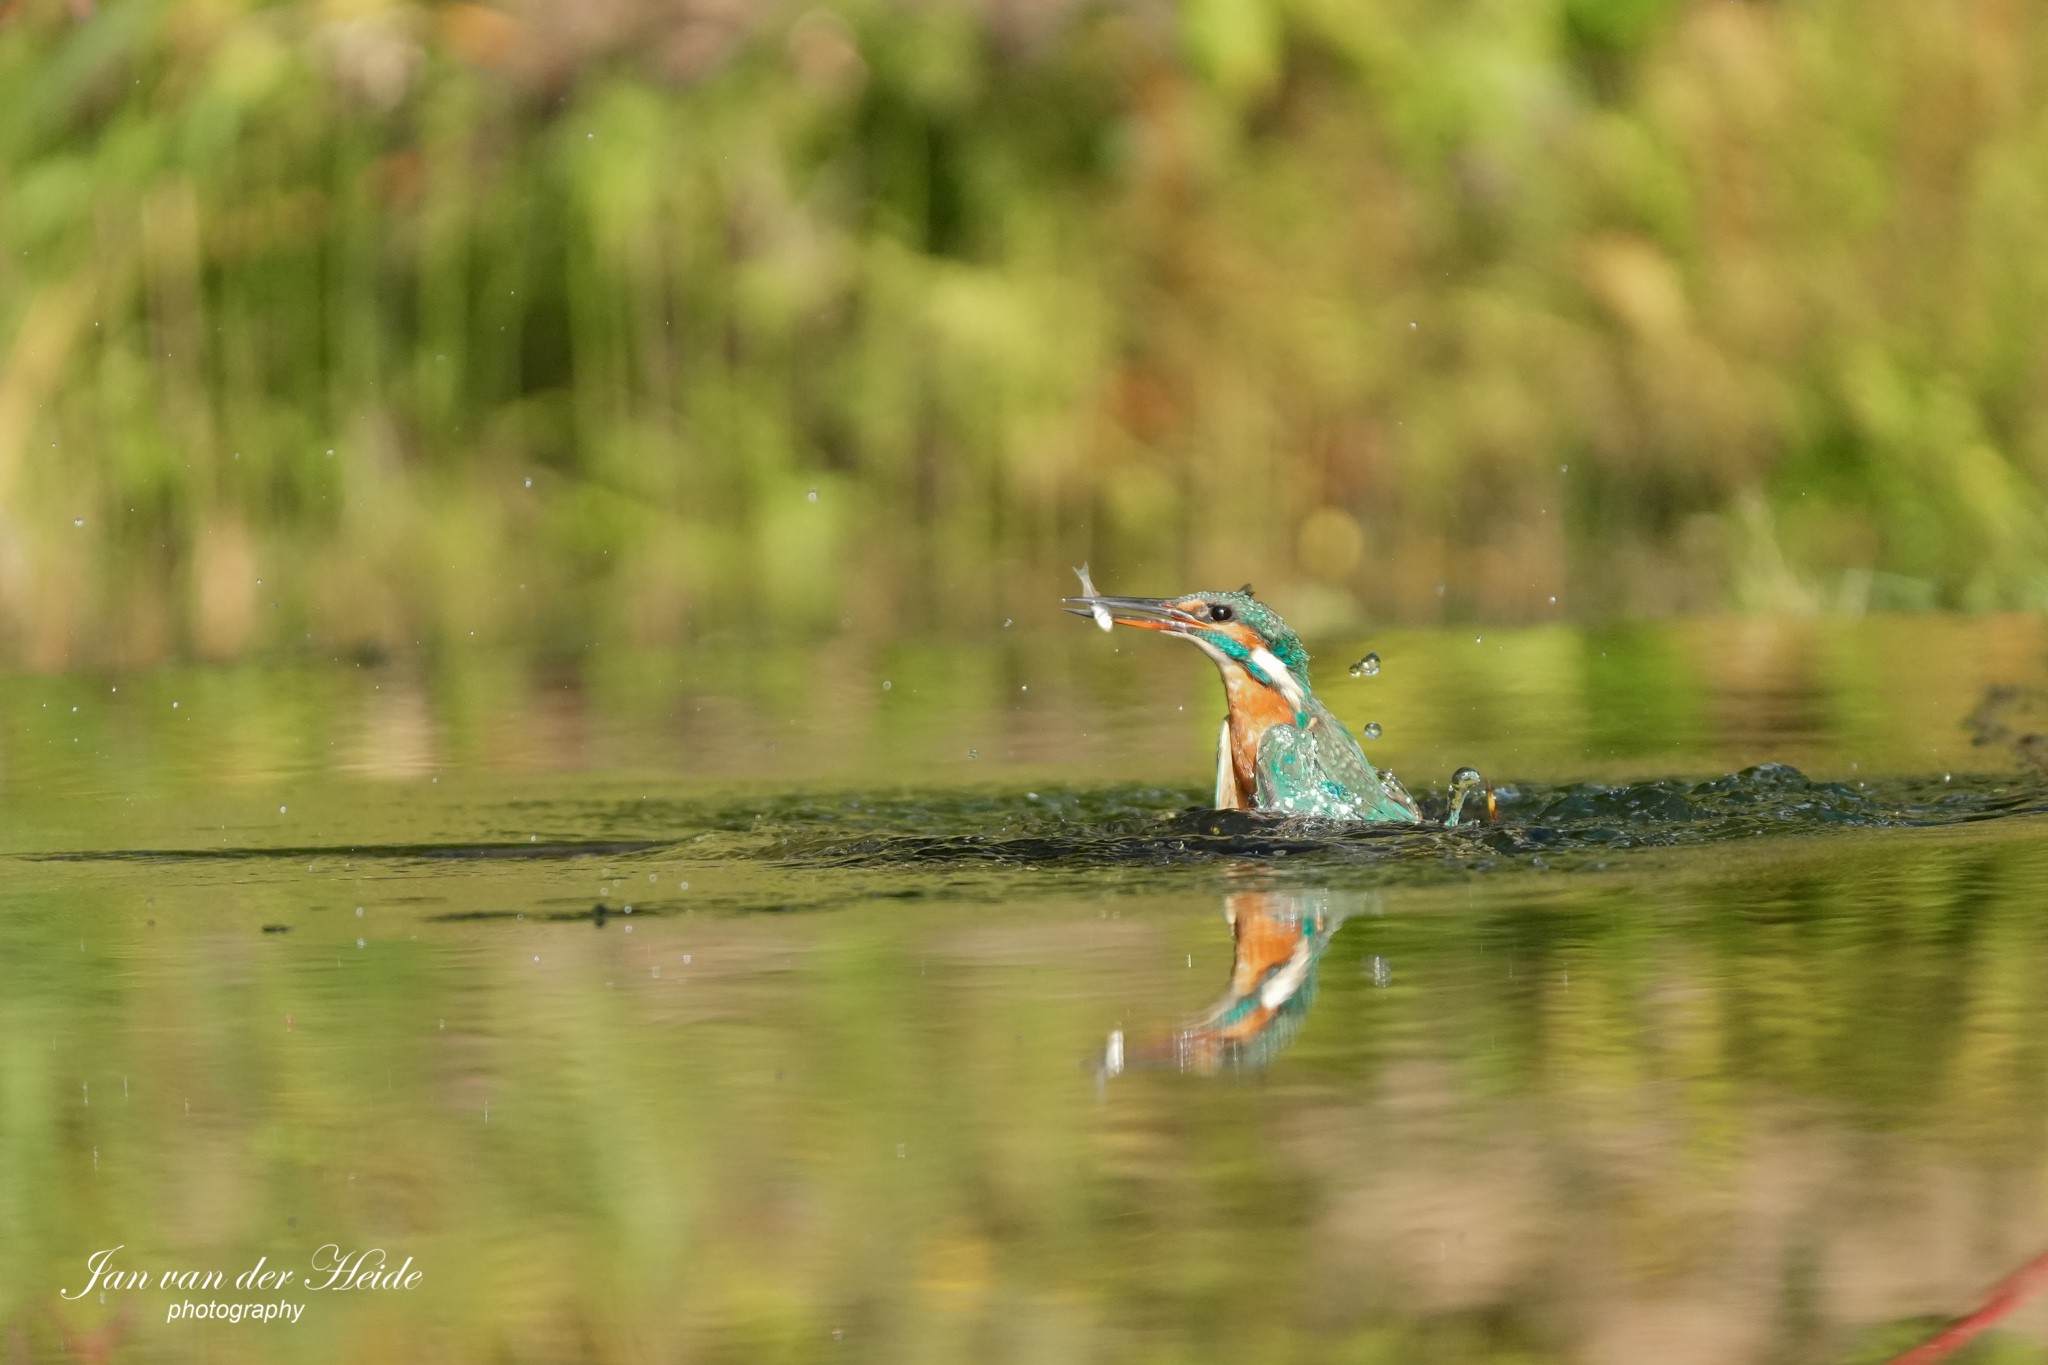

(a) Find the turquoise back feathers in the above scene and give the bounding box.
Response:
[1255,696,1422,823]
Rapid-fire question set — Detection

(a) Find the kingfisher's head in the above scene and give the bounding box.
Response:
[1063,584,1313,714]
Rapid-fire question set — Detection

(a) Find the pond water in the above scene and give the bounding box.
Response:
[6,614,2048,1364]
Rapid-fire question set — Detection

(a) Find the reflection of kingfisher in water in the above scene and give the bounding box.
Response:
[1064,577,1493,825]
[1105,889,1361,1077]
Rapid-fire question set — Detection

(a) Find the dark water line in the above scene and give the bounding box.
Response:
[18,769,2047,883]
[22,839,674,864]
[772,767,2048,873]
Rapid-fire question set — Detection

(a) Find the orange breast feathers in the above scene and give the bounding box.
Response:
[1218,654,1299,801]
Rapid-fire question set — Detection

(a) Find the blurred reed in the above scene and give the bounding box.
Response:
[2,0,2046,665]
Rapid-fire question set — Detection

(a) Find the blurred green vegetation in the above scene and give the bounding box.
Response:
[3,0,2047,665]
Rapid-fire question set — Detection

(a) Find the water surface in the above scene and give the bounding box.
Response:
[6,615,2048,1363]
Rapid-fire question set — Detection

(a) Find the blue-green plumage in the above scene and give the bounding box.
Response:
[1254,695,1422,822]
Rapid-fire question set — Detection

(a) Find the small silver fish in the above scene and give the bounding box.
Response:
[1074,563,1113,633]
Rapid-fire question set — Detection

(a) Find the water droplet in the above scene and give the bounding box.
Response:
[881,680,892,691]
[279,805,288,814]
[1364,722,1383,739]
[683,954,692,964]
[357,938,366,948]
[679,880,689,890]
[1366,956,1392,988]
[524,477,533,488]
[896,1144,907,1159]
[355,906,364,917]
[1002,618,1013,628]
[1548,595,1557,604]
[72,518,83,527]
[806,487,818,502]
[1560,463,1569,473]
[1349,652,1381,678]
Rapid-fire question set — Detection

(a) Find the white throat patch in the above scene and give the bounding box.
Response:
[1186,636,1307,712]
[1248,646,1307,712]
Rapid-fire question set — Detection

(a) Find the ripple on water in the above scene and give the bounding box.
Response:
[763,764,2048,877]
[15,766,2047,914]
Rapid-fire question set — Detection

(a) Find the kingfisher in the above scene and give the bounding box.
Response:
[1103,889,1342,1076]
[1065,575,1494,825]
[1173,888,1341,1072]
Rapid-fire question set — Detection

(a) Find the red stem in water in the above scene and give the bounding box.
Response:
[1883,1246,2048,1365]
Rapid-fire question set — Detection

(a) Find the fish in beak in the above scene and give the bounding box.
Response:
[1060,592,1208,635]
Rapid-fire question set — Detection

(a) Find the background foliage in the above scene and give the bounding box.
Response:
[3,0,2047,664]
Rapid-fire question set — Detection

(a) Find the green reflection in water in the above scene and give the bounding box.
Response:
[3,618,2048,1362]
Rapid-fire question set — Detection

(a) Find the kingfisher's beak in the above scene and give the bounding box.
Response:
[1061,595,1206,634]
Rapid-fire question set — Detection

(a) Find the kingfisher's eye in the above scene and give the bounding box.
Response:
[1207,603,1235,623]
